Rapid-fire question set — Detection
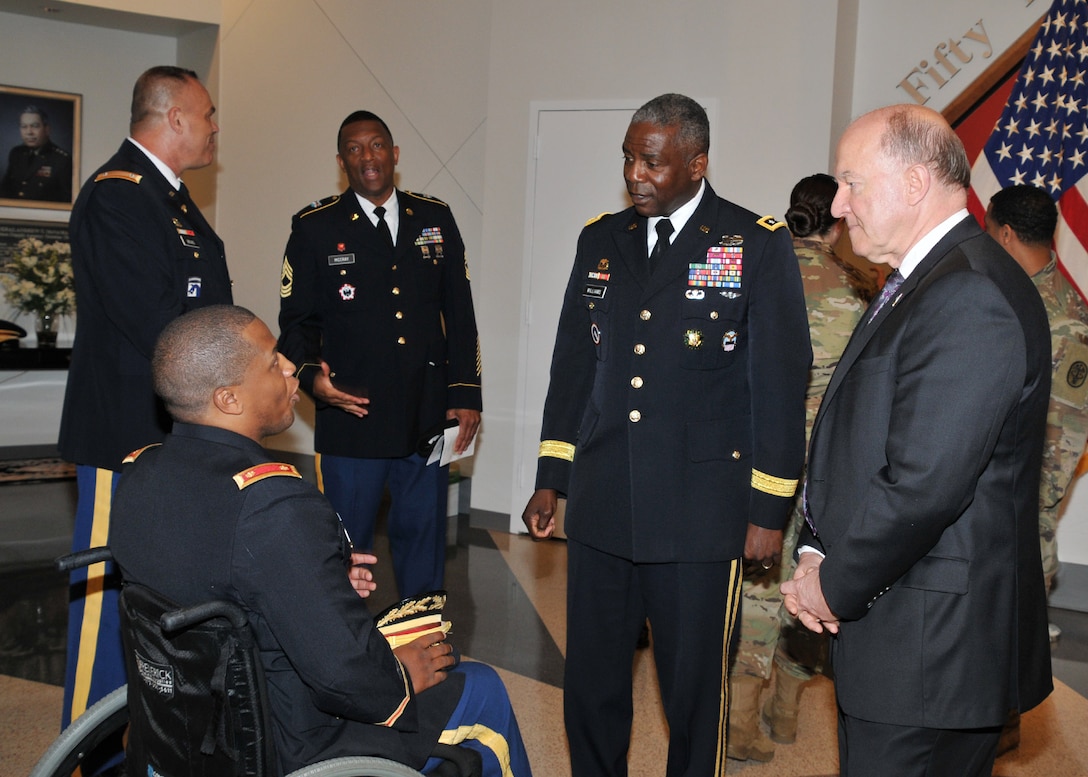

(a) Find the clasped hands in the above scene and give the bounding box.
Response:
[781,553,841,634]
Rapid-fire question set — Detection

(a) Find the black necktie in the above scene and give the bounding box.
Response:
[867,269,904,324]
[374,205,394,249]
[649,218,673,273]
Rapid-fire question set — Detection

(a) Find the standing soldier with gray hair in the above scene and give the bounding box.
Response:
[523,93,810,776]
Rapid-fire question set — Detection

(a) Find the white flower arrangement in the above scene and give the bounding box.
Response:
[0,237,75,318]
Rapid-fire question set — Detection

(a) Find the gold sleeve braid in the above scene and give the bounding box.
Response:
[539,440,575,462]
[751,468,798,498]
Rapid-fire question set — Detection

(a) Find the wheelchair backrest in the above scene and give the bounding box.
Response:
[119,582,281,776]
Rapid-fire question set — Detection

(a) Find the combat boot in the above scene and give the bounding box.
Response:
[726,676,775,761]
[762,667,807,744]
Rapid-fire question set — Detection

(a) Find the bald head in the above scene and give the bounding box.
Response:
[129,65,219,176]
[832,105,970,266]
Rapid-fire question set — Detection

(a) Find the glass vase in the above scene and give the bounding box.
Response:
[36,312,58,349]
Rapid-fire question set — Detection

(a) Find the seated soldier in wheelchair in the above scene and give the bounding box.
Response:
[110,304,533,776]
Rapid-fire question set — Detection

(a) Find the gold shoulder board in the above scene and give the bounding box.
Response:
[585,212,611,227]
[122,443,161,463]
[297,195,340,218]
[757,215,786,232]
[404,190,450,207]
[94,171,142,185]
[232,463,303,490]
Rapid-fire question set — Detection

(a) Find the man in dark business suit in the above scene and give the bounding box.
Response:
[523,93,810,776]
[782,104,1053,776]
[58,65,231,735]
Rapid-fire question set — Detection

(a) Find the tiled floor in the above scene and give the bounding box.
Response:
[2,450,1087,776]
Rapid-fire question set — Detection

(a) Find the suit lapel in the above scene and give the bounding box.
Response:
[817,215,981,431]
[611,212,648,288]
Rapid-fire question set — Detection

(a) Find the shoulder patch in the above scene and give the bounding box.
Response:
[94,171,142,185]
[404,190,450,208]
[122,443,161,464]
[233,463,303,490]
[585,212,612,227]
[296,194,340,218]
[757,215,787,232]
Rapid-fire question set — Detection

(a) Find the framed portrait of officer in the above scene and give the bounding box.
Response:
[0,85,81,211]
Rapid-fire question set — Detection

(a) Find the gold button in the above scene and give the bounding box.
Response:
[732,450,741,460]
[395,311,403,319]
[634,344,646,355]
[392,287,400,295]
[193,252,200,259]
[340,269,347,276]
[640,309,651,320]
[397,336,406,345]
[392,264,398,271]
[631,376,643,389]
[629,410,642,422]
[589,302,596,310]
[710,311,719,320]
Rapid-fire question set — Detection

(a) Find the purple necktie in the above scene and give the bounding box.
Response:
[867,269,904,324]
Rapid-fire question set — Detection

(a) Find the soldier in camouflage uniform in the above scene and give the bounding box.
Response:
[986,186,1088,610]
[985,184,1088,753]
[728,174,877,761]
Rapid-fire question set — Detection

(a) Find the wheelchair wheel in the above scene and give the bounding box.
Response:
[286,755,425,776]
[28,686,129,777]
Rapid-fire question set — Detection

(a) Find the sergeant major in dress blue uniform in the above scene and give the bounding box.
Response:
[522,94,811,777]
[278,111,482,600]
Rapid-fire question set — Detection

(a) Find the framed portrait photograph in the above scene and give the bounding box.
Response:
[0,85,81,211]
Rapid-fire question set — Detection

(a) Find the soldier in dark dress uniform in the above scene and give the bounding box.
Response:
[57,66,232,739]
[278,111,482,599]
[522,94,810,776]
[111,305,530,776]
[0,106,72,202]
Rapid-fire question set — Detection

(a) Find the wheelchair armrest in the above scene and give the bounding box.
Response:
[160,600,250,632]
[56,546,114,572]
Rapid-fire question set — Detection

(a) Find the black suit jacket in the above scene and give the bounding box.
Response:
[59,140,232,470]
[802,215,1053,728]
[278,189,482,459]
[535,183,811,562]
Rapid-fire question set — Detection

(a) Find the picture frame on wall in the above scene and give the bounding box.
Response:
[0,85,81,211]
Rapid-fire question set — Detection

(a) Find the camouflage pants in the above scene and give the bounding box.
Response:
[732,498,828,682]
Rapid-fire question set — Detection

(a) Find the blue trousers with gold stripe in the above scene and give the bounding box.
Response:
[62,466,125,728]
[317,452,448,599]
[424,661,533,777]
[564,541,742,777]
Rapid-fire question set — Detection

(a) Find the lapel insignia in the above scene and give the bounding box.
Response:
[598,258,610,271]
[684,329,704,349]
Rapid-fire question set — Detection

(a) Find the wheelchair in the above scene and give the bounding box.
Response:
[30,548,480,777]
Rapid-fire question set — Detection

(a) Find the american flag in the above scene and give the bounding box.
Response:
[968,0,1088,296]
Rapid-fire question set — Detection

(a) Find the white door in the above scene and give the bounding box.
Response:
[509,103,639,532]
